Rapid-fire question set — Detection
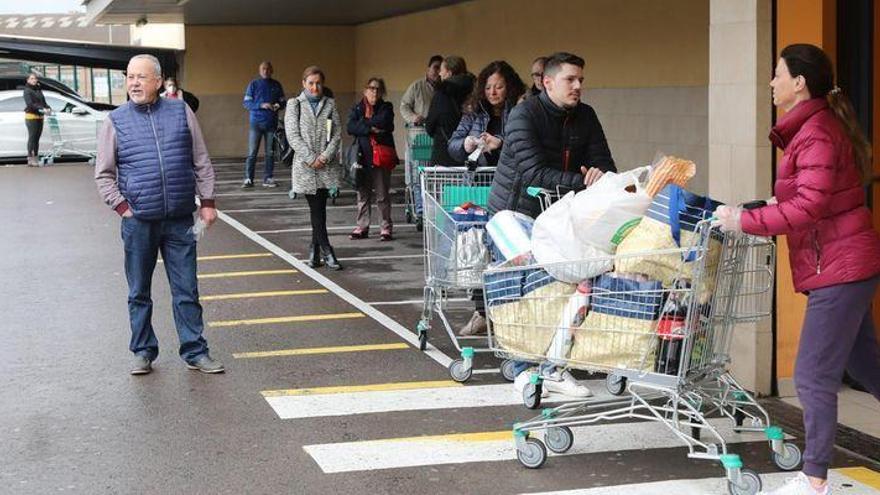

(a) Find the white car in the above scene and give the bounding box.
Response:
[0,89,108,161]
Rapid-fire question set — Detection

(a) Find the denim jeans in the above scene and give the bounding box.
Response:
[121,215,209,363]
[244,121,276,182]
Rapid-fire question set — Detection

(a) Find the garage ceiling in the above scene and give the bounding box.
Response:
[84,0,470,26]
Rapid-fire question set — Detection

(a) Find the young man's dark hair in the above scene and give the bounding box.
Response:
[428,55,443,66]
[543,52,585,79]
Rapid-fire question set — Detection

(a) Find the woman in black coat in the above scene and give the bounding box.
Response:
[22,73,51,166]
[347,77,398,241]
[425,56,475,166]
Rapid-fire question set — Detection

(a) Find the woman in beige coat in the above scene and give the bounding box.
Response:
[286,66,344,269]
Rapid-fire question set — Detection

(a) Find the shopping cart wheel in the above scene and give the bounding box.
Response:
[516,438,547,469]
[544,426,574,454]
[727,469,761,495]
[415,216,423,232]
[523,382,542,409]
[500,359,517,382]
[449,359,472,382]
[691,426,702,441]
[417,330,428,351]
[772,443,802,471]
[405,209,413,224]
[605,374,627,396]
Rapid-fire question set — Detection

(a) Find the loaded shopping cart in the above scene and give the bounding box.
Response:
[404,125,433,230]
[417,165,496,382]
[40,114,100,166]
[483,188,797,495]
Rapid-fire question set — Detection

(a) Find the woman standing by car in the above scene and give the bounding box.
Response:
[286,65,344,270]
[347,77,397,241]
[714,43,880,495]
[22,73,51,166]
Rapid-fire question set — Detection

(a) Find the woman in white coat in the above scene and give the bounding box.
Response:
[286,66,344,269]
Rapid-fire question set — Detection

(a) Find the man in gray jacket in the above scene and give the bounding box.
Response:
[400,55,442,126]
[95,54,223,376]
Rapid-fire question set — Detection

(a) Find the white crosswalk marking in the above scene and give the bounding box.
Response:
[522,469,880,495]
[303,417,785,474]
[265,382,586,419]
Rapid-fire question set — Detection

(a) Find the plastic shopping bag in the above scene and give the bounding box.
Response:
[486,210,534,262]
[449,227,490,286]
[569,166,652,253]
[531,191,613,283]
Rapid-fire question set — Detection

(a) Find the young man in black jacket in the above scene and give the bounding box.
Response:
[486,52,616,397]
[487,52,615,220]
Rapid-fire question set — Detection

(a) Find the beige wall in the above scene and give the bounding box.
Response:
[180,1,709,168]
[355,0,709,91]
[183,25,356,157]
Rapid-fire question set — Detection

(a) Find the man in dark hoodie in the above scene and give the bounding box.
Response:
[425,55,475,166]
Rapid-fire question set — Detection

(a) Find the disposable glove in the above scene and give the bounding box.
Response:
[712,205,742,233]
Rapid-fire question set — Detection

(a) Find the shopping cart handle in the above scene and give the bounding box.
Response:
[527,186,546,198]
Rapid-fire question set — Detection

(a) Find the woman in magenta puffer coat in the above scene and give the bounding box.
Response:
[715,44,880,495]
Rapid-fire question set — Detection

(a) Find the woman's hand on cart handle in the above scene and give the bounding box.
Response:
[581,166,604,187]
[711,205,743,233]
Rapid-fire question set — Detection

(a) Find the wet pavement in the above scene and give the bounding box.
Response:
[1,160,879,495]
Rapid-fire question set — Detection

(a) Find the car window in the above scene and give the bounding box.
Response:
[44,95,77,113]
[0,97,22,112]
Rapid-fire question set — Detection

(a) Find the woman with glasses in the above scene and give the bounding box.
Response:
[526,56,547,100]
[286,65,344,270]
[347,77,398,241]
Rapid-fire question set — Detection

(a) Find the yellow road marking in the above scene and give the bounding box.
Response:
[233,343,409,359]
[209,312,364,327]
[198,269,296,279]
[201,289,327,301]
[160,253,273,263]
[836,467,880,489]
[382,431,512,443]
[261,380,462,397]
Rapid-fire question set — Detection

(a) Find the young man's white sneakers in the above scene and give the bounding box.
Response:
[758,473,830,495]
[513,369,549,397]
[542,368,593,397]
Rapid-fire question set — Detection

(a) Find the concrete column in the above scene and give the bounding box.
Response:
[708,0,774,395]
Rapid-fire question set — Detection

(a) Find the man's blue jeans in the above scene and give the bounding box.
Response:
[121,215,209,363]
[244,121,276,183]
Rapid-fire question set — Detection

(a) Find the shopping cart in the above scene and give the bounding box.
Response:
[404,125,433,230]
[484,199,795,494]
[40,114,99,166]
[417,165,495,382]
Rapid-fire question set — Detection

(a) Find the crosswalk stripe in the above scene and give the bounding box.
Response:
[522,469,880,495]
[233,343,409,359]
[262,379,461,398]
[303,417,786,474]
[263,382,583,418]
[209,312,365,328]
[201,289,328,301]
[198,269,296,279]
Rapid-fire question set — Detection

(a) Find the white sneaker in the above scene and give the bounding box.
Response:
[513,368,549,397]
[542,368,593,397]
[758,473,829,495]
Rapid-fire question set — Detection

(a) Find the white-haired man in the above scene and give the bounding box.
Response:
[95,54,224,375]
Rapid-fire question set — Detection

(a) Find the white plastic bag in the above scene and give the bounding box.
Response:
[531,191,613,283]
[486,210,534,262]
[569,166,652,253]
[450,228,489,285]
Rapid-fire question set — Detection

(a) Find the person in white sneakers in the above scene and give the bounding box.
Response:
[513,365,592,398]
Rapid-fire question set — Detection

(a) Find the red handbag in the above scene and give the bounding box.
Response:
[370,137,398,169]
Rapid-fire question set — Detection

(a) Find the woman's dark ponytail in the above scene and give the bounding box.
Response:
[781,44,874,183]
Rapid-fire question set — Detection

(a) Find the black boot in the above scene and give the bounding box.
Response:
[306,243,323,268]
[320,245,342,270]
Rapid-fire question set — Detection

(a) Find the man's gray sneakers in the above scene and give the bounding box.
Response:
[186,354,225,374]
[130,355,153,375]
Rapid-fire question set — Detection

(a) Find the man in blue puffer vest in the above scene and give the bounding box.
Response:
[95,54,224,375]
[242,61,286,188]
